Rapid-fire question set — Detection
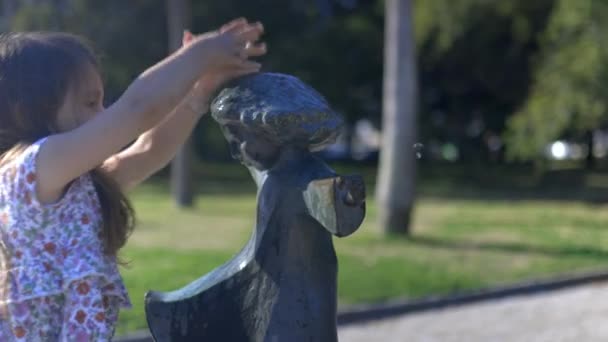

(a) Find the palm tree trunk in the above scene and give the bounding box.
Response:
[376,0,418,235]
[167,0,194,207]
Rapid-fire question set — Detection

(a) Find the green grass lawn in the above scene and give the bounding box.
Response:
[114,163,608,335]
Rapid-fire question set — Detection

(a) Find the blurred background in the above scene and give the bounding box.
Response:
[3,0,608,337]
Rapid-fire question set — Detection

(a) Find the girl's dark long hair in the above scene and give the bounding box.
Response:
[0,32,134,259]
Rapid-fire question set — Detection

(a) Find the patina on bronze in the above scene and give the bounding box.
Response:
[145,73,366,342]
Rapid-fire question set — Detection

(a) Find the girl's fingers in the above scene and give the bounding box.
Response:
[226,45,262,66]
[223,19,251,35]
[245,42,267,57]
[254,22,264,34]
[182,30,194,46]
[221,18,248,33]
[232,68,260,78]
[227,57,262,71]
[235,24,264,44]
[218,62,261,75]
[227,66,262,79]
[222,57,261,68]
[217,21,265,65]
[239,60,262,69]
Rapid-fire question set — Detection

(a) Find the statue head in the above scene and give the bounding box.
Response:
[210,73,344,170]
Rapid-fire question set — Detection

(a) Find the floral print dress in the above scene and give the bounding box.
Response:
[0,138,132,341]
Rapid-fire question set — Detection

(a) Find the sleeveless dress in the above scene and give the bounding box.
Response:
[0,138,132,341]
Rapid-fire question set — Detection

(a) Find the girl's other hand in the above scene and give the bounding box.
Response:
[182,18,267,113]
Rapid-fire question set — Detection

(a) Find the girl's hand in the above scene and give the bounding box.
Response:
[183,18,267,113]
[187,18,266,81]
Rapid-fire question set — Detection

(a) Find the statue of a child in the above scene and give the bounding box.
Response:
[145,73,366,342]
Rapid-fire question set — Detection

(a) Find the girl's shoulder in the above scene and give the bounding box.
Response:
[0,137,97,211]
[0,137,47,181]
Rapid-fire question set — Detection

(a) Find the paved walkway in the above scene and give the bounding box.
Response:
[338,282,608,342]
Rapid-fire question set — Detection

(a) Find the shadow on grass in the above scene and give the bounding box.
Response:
[407,235,608,259]
[419,188,608,205]
[419,167,608,204]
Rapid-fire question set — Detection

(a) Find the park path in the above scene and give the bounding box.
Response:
[338,281,608,342]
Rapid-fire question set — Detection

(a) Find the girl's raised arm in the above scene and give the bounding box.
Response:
[35,22,262,204]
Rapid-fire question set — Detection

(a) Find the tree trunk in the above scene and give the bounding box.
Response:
[376,0,417,235]
[167,0,194,207]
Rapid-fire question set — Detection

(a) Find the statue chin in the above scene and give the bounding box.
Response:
[240,154,274,171]
[238,140,280,171]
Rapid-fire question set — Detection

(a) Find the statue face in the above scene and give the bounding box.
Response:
[222,123,280,170]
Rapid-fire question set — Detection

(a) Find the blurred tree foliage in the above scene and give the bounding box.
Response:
[9,0,167,101]
[5,0,602,163]
[505,0,608,161]
[413,0,554,162]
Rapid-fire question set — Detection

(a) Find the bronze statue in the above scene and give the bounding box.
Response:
[145,73,366,341]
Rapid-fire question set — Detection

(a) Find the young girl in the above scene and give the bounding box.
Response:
[0,17,266,341]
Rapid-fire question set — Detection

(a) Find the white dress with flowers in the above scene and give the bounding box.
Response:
[0,138,131,341]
